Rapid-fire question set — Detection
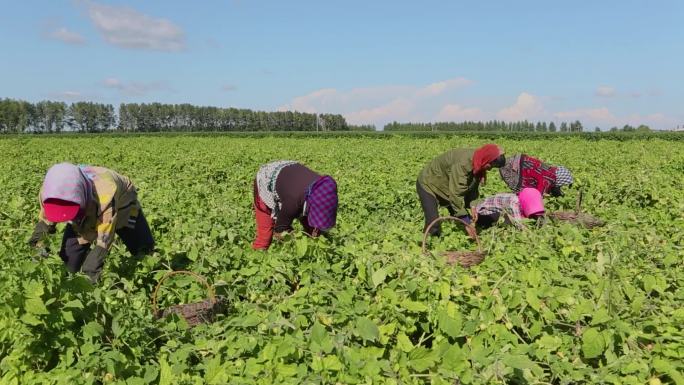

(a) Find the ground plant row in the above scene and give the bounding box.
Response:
[0,136,682,384]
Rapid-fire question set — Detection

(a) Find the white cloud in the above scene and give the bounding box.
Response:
[496,92,544,121]
[48,91,83,101]
[595,86,616,98]
[553,108,676,129]
[280,77,473,127]
[48,27,86,45]
[103,77,169,96]
[85,1,185,51]
[345,99,415,125]
[434,104,482,122]
[554,107,616,122]
[415,77,473,98]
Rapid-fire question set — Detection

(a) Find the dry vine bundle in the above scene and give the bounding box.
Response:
[422,216,486,268]
[547,211,605,229]
[547,191,606,229]
[152,270,222,327]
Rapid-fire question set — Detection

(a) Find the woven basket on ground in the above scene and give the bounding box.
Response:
[152,271,220,327]
[422,216,486,268]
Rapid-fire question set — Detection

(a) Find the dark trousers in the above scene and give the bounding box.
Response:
[59,210,155,274]
[416,180,455,236]
[475,213,499,229]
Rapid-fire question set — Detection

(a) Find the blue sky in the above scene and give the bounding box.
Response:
[1,0,682,129]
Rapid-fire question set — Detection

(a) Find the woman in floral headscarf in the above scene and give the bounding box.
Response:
[252,161,338,250]
[416,144,505,237]
[499,154,574,197]
[28,163,155,283]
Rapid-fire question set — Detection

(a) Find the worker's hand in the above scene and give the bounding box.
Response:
[28,222,55,248]
[81,246,108,284]
[274,232,286,241]
[458,215,472,225]
[548,186,564,197]
[310,228,320,238]
[465,225,477,240]
[470,209,479,225]
[31,246,50,262]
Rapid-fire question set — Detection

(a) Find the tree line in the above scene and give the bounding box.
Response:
[0,98,354,133]
[384,120,587,132]
[1,98,654,134]
[383,120,651,132]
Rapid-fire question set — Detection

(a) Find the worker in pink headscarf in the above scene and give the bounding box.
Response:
[470,188,545,229]
[28,162,155,283]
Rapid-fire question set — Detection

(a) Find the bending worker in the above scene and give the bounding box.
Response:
[252,160,338,250]
[417,144,505,238]
[28,163,155,283]
[499,153,573,196]
[471,188,545,229]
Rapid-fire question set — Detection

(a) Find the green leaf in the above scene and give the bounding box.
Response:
[408,347,438,372]
[642,275,656,293]
[239,313,262,327]
[24,297,49,315]
[371,268,387,288]
[536,334,562,351]
[673,308,684,322]
[581,328,605,359]
[396,332,414,352]
[355,317,379,342]
[322,355,343,371]
[83,321,104,340]
[591,308,612,325]
[437,309,462,338]
[20,313,42,326]
[310,322,327,345]
[502,355,543,376]
[159,357,174,385]
[525,289,542,312]
[401,299,428,312]
[63,299,84,309]
[24,281,45,298]
[653,359,684,385]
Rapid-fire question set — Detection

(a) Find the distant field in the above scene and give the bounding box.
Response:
[0,136,682,384]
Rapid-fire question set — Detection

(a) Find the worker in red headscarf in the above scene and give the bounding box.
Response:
[416,144,505,238]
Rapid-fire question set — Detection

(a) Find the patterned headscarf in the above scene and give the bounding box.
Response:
[41,162,92,211]
[555,166,574,187]
[306,176,338,230]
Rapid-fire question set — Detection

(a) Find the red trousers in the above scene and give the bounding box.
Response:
[252,181,274,250]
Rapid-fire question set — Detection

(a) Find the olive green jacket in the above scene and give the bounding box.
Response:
[417,149,480,216]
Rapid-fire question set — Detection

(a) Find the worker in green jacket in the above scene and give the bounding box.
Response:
[417,144,505,237]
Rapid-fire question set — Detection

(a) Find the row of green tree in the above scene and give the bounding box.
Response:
[0,98,354,133]
[383,120,651,132]
[384,120,588,132]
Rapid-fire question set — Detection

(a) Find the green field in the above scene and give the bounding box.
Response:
[0,135,682,384]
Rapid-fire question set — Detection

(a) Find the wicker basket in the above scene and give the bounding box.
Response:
[422,216,486,268]
[152,271,219,327]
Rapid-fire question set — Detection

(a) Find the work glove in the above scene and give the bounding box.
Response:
[458,215,472,225]
[81,246,108,284]
[548,186,564,197]
[28,221,56,248]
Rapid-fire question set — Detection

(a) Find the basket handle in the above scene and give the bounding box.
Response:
[151,270,216,315]
[421,216,482,255]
